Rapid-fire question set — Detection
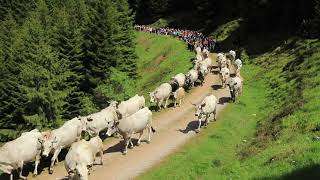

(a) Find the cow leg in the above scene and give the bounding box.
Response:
[129,139,134,148]
[10,174,13,180]
[174,100,177,107]
[19,161,26,180]
[123,137,130,155]
[157,100,163,111]
[137,131,144,146]
[49,148,62,174]
[98,150,103,165]
[164,97,169,108]
[213,109,217,121]
[33,150,41,176]
[196,118,201,133]
[147,126,152,143]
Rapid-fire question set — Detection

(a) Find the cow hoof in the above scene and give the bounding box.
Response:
[129,146,134,149]
[136,143,141,146]
[146,141,150,144]
[49,169,53,174]
[32,174,37,177]
[122,152,127,155]
[195,129,200,133]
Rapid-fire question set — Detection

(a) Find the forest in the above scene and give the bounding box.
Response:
[0,0,137,141]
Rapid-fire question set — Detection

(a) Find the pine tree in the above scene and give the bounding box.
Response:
[0,14,30,141]
[17,0,73,128]
[83,0,119,90]
[50,7,85,119]
[113,0,138,78]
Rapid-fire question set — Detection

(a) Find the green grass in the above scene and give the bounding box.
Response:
[134,32,194,103]
[139,21,320,179]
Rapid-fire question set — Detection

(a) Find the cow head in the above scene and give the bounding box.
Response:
[75,163,89,180]
[41,131,58,157]
[227,81,237,102]
[195,103,206,118]
[77,116,88,132]
[106,120,119,137]
[109,101,119,109]
[149,91,156,103]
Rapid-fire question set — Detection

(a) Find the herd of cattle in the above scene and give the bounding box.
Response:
[0,46,243,180]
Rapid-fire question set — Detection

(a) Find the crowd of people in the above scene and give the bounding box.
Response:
[134,25,216,52]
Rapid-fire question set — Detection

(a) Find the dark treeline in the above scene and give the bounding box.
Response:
[130,0,320,37]
[0,0,137,141]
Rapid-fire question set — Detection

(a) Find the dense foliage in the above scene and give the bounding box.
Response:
[0,0,137,141]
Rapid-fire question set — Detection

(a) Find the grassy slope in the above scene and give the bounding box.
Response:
[139,21,320,179]
[134,32,193,103]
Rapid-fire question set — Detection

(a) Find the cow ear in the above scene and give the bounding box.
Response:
[38,137,44,144]
[87,117,93,122]
[234,82,238,85]
[201,103,206,107]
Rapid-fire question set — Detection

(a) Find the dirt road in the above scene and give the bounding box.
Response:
[28,54,233,180]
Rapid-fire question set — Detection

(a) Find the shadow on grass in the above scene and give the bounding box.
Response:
[179,120,199,134]
[259,165,320,180]
[219,97,231,105]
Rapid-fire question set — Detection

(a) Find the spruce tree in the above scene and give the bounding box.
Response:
[83,0,119,89]
[0,14,26,139]
[113,0,138,78]
[17,0,73,128]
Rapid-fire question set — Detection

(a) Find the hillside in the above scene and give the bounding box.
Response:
[139,20,320,179]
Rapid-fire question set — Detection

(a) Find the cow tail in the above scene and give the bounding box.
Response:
[151,126,156,133]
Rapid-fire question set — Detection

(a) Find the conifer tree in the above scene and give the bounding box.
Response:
[17,0,73,128]
[83,0,119,89]
[113,0,138,78]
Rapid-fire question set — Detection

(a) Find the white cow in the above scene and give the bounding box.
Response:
[203,49,210,58]
[0,129,43,180]
[185,69,199,89]
[229,50,236,61]
[149,83,172,111]
[199,61,209,76]
[172,87,186,107]
[227,77,243,102]
[217,53,227,70]
[83,101,121,137]
[203,57,213,72]
[220,67,230,88]
[172,73,186,88]
[234,58,242,77]
[117,95,145,118]
[216,53,225,63]
[196,54,203,62]
[41,118,87,174]
[195,46,202,55]
[65,136,103,180]
[106,107,155,155]
[194,95,217,132]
